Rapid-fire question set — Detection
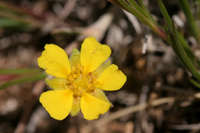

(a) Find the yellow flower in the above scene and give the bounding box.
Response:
[37,37,127,120]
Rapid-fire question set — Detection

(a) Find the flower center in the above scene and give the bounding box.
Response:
[66,65,99,98]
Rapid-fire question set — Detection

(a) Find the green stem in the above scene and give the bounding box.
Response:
[157,0,195,59]
[172,31,200,81]
[128,0,155,22]
[116,0,167,40]
[158,0,200,82]
[190,78,200,88]
[179,0,200,42]
[197,0,200,19]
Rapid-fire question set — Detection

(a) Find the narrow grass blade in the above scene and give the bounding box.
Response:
[0,73,46,90]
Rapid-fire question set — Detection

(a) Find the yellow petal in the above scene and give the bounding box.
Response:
[70,98,80,116]
[97,64,127,91]
[80,93,111,120]
[93,89,111,104]
[38,44,71,78]
[39,89,73,120]
[45,78,67,90]
[80,37,111,73]
[69,49,80,67]
[94,60,111,76]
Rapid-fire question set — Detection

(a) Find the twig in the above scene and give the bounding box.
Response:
[135,86,151,133]
[82,13,113,41]
[171,123,200,130]
[14,81,45,133]
[95,97,175,126]
[123,10,142,34]
[59,0,77,19]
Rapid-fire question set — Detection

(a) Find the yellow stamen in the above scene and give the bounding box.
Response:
[66,65,99,98]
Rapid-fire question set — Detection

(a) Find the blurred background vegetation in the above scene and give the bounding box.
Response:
[1,0,200,133]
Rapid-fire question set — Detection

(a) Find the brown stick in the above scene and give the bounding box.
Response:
[96,97,175,126]
[14,81,45,133]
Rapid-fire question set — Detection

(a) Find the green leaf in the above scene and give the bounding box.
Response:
[158,0,200,82]
[0,17,30,30]
[190,78,200,88]
[179,0,200,42]
[0,73,46,90]
[0,68,41,75]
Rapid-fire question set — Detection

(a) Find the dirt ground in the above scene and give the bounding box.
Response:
[1,0,200,133]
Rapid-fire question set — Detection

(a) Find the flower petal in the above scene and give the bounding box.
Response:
[45,78,67,90]
[39,89,73,120]
[38,44,71,78]
[69,49,80,67]
[94,60,111,76]
[80,93,111,120]
[97,64,127,91]
[93,89,111,104]
[80,37,111,73]
[70,98,80,116]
